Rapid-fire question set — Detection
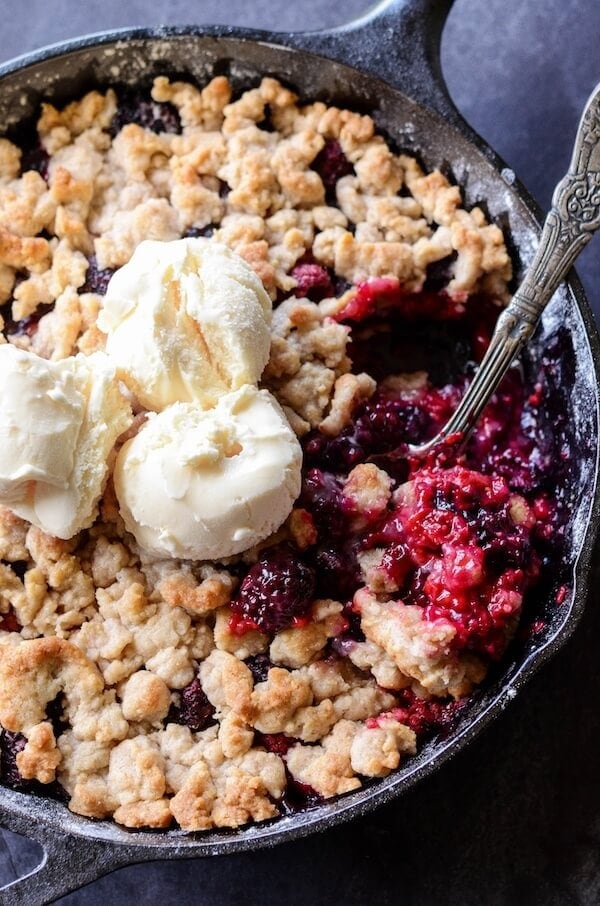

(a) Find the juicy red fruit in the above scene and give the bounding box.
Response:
[172,676,215,732]
[371,690,463,738]
[291,263,334,302]
[256,733,297,756]
[312,139,353,191]
[334,277,464,324]
[230,546,315,634]
[0,610,19,633]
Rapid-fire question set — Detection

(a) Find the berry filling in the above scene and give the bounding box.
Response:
[109,89,181,135]
[2,302,54,338]
[367,690,464,738]
[291,261,335,302]
[226,278,568,745]
[299,283,564,684]
[230,545,316,634]
[169,676,216,733]
[80,255,116,296]
[311,139,354,194]
[0,730,29,790]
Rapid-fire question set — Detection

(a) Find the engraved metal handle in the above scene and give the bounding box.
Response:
[411,81,600,456]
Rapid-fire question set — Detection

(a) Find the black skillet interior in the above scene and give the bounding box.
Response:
[0,1,599,901]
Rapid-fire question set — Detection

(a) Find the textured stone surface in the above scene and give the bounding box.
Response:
[1,1,600,903]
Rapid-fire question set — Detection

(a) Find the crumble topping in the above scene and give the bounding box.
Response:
[0,73,563,834]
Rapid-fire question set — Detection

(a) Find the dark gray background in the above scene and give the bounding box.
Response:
[1,0,599,903]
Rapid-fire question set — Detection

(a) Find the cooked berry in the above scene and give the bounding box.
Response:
[304,393,431,471]
[256,732,297,756]
[230,546,315,634]
[330,602,364,654]
[291,263,334,302]
[81,255,115,295]
[3,302,54,338]
[184,224,216,239]
[312,139,353,191]
[0,610,20,633]
[279,777,323,814]
[46,694,68,738]
[174,676,215,732]
[423,253,458,293]
[245,653,272,684]
[0,730,30,789]
[369,691,463,738]
[110,90,181,135]
[335,278,463,323]
[312,541,361,600]
[300,469,347,535]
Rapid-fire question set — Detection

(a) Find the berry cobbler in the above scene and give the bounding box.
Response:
[0,75,570,831]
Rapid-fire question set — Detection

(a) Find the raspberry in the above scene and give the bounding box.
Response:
[374,691,463,737]
[334,277,463,324]
[230,546,315,634]
[291,263,334,302]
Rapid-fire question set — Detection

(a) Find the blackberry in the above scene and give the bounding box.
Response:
[231,546,315,634]
[312,139,353,192]
[110,90,181,135]
[80,255,115,295]
[172,676,215,733]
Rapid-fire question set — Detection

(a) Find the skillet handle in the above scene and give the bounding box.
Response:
[0,818,135,905]
[283,0,462,126]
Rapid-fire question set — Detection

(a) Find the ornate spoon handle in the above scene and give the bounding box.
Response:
[411,81,600,456]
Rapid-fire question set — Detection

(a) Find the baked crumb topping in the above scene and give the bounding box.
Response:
[0,74,564,833]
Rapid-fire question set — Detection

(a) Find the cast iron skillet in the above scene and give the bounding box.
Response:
[0,1,599,901]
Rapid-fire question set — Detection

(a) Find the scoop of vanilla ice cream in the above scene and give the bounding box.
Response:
[97,238,272,411]
[0,346,133,538]
[114,385,302,560]
[0,345,85,503]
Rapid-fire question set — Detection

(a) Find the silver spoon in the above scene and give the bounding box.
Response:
[409,81,600,458]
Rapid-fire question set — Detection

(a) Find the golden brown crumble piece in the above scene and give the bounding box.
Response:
[349,718,417,777]
[0,507,29,562]
[343,463,393,526]
[355,588,486,699]
[159,568,235,616]
[16,721,62,784]
[285,720,362,798]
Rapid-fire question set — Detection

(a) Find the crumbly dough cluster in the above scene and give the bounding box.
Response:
[0,75,512,830]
